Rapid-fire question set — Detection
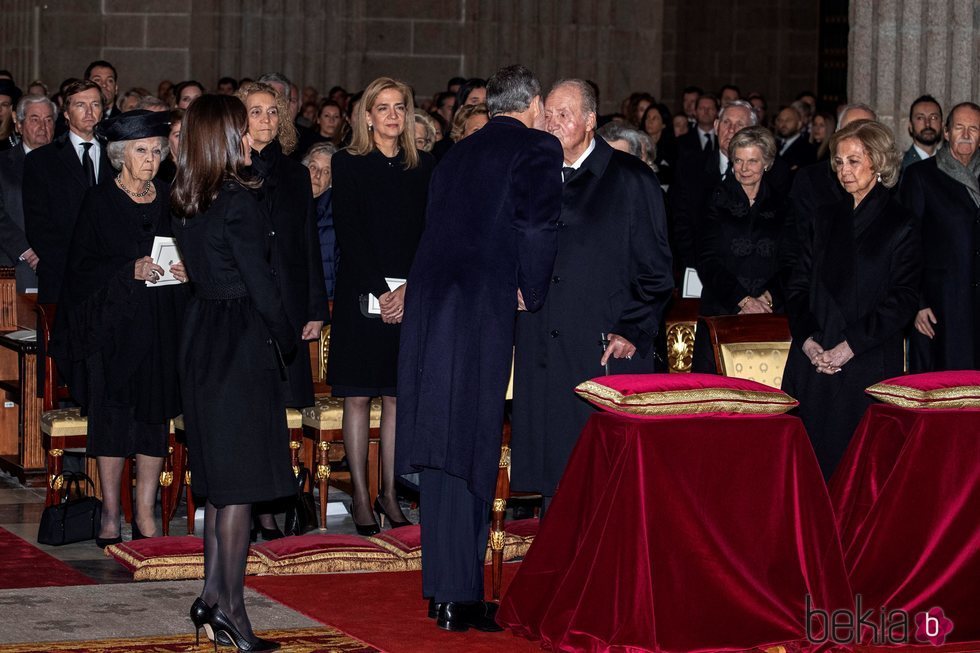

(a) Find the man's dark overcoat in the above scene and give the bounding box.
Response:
[23,132,112,303]
[395,116,563,503]
[0,144,38,291]
[900,157,980,371]
[510,137,675,496]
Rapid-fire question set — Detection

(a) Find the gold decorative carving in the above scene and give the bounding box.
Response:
[317,464,330,482]
[489,530,505,550]
[318,440,329,451]
[667,322,696,373]
[51,474,64,490]
[49,449,64,457]
[289,440,301,450]
[498,445,511,469]
[159,471,173,487]
[185,470,192,485]
[492,498,506,513]
[168,445,174,455]
[293,465,300,477]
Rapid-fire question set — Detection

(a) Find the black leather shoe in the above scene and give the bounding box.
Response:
[95,536,122,549]
[436,601,502,632]
[427,598,443,619]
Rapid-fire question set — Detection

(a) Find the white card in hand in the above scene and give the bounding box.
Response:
[368,278,406,314]
[147,236,183,287]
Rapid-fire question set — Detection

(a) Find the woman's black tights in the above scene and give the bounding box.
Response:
[200,500,257,640]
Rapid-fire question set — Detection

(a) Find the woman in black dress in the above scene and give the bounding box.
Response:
[236,81,328,540]
[782,120,920,479]
[693,126,795,372]
[329,77,435,535]
[172,95,294,652]
[53,110,185,546]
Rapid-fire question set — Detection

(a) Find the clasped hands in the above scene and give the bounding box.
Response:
[803,337,854,375]
[738,290,773,315]
[379,284,406,324]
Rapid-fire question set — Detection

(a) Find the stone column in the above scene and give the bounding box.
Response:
[848,0,980,149]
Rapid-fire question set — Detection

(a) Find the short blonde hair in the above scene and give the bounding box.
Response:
[348,77,419,169]
[728,126,777,169]
[829,119,901,188]
[449,102,488,142]
[235,81,298,155]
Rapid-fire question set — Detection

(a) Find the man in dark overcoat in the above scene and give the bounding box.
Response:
[510,79,674,500]
[23,80,111,304]
[901,102,980,371]
[395,65,562,633]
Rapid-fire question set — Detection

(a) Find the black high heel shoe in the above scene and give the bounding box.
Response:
[208,605,280,652]
[190,598,232,647]
[374,497,412,529]
[95,535,122,549]
[350,500,380,536]
[131,522,157,541]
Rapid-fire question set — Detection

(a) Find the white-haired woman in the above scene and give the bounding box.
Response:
[52,109,187,546]
[328,77,435,535]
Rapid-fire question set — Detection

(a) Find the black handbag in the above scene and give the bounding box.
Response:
[284,465,319,536]
[37,472,103,546]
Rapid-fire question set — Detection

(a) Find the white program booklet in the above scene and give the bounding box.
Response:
[682,267,703,298]
[368,278,407,314]
[147,236,183,287]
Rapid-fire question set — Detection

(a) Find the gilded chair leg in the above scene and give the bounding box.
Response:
[317,438,330,530]
[46,448,64,507]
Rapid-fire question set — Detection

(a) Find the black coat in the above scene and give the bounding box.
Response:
[327,148,434,392]
[778,135,817,172]
[395,116,563,503]
[900,157,980,370]
[0,144,37,291]
[788,160,846,251]
[782,184,921,478]
[51,180,185,425]
[174,182,296,505]
[249,141,329,407]
[511,137,675,496]
[23,132,112,303]
[696,173,795,317]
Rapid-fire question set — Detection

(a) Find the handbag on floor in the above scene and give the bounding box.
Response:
[284,465,319,535]
[37,472,103,546]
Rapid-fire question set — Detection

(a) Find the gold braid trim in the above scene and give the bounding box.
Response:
[574,380,797,416]
[369,537,423,559]
[866,383,980,409]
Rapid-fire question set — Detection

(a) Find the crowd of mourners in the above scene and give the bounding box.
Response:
[0,59,977,641]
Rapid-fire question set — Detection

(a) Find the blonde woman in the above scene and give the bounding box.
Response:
[328,77,435,534]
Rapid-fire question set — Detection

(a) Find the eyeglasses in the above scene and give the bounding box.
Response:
[415,138,432,148]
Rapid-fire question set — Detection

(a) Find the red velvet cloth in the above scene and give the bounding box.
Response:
[497,412,852,653]
[831,403,980,644]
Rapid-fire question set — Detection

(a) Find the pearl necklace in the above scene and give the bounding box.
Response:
[115,176,153,198]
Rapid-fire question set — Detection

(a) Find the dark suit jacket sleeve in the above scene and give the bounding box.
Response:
[784,209,822,345]
[512,136,562,313]
[300,174,329,323]
[224,191,296,353]
[330,153,391,299]
[697,196,750,312]
[612,170,674,352]
[897,165,929,310]
[0,185,30,261]
[667,152,700,269]
[841,217,921,356]
[22,152,51,264]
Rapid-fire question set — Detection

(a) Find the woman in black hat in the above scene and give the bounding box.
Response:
[51,109,188,547]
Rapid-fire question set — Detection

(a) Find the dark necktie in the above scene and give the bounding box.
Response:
[723,159,733,180]
[703,133,713,152]
[562,166,575,183]
[81,142,96,187]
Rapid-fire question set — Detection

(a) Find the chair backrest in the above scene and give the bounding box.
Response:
[702,314,792,389]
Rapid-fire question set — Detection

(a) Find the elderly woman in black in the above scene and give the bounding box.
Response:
[782,120,920,479]
[173,94,295,652]
[329,77,435,535]
[52,110,186,546]
[234,81,328,540]
[693,126,794,373]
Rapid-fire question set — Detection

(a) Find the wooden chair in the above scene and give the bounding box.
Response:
[701,314,792,388]
[664,293,700,373]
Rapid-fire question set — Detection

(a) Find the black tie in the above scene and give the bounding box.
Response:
[562,166,575,183]
[703,134,713,152]
[723,159,733,180]
[81,142,96,187]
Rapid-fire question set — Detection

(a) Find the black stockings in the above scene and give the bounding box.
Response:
[200,501,257,640]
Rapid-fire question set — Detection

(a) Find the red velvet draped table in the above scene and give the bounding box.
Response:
[830,403,980,646]
[498,411,853,653]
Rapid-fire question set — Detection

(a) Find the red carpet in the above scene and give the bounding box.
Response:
[248,563,542,653]
[0,527,95,589]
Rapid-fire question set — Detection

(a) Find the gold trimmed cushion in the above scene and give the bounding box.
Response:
[40,407,87,437]
[866,371,980,409]
[286,408,303,429]
[718,342,791,389]
[302,396,382,430]
[104,536,265,581]
[575,373,798,417]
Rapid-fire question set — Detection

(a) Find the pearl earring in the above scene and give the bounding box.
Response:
[876,172,882,182]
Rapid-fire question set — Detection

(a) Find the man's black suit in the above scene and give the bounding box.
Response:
[0,145,37,291]
[778,135,817,172]
[23,132,111,303]
[396,116,562,603]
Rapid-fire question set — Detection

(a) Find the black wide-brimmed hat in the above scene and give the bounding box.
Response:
[96,109,170,142]
[0,80,22,104]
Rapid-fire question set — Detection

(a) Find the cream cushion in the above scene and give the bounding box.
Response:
[40,407,87,437]
[718,342,791,389]
[302,396,383,431]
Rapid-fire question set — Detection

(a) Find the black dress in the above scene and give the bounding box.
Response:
[782,184,921,479]
[327,148,434,396]
[174,181,296,505]
[692,173,795,372]
[248,141,329,408]
[52,180,185,458]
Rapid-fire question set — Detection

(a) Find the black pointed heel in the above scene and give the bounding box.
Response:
[374,496,412,529]
[95,536,122,549]
[208,606,280,652]
[190,598,232,647]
